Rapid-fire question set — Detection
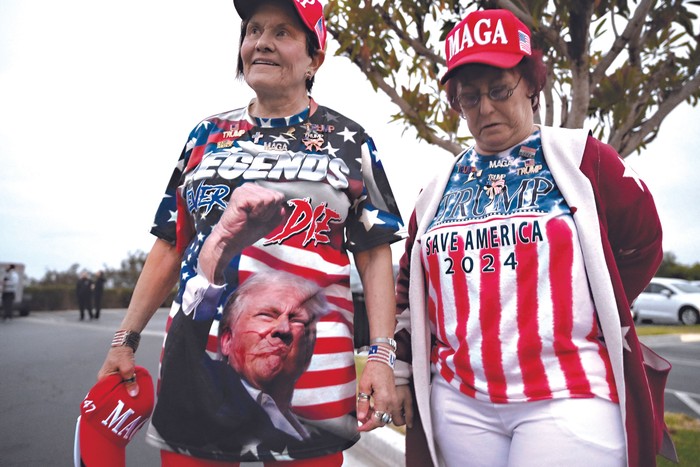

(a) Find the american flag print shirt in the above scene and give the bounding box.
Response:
[421,131,618,404]
[146,102,404,461]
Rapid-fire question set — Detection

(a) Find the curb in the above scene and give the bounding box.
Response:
[639,333,700,346]
[346,426,405,467]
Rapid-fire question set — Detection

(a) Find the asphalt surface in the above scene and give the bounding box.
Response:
[0,309,401,467]
[636,331,700,419]
[0,309,697,466]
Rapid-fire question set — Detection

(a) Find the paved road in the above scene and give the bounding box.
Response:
[0,310,696,466]
[0,309,167,466]
[0,309,400,467]
[637,331,700,419]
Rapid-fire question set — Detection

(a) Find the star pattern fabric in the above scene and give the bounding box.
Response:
[146,99,404,462]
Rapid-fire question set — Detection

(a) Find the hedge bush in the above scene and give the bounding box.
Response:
[23,286,176,311]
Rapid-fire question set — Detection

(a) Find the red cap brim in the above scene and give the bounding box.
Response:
[440,51,525,84]
[232,0,254,19]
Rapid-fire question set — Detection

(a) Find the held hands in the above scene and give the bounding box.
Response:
[356,360,398,432]
[391,384,414,429]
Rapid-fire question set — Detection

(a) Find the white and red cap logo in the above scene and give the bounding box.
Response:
[441,9,532,84]
[76,367,155,467]
[234,0,327,50]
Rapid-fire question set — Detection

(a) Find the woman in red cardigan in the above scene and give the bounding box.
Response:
[391,8,674,467]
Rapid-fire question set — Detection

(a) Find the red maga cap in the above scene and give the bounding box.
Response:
[441,9,532,84]
[77,367,155,467]
[234,0,327,50]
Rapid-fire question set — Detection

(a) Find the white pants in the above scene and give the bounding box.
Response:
[430,374,626,467]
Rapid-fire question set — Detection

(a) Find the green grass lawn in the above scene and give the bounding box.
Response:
[636,324,700,336]
[659,413,700,466]
[636,325,700,465]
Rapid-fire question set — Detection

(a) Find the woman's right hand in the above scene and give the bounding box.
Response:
[391,384,414,428]
[94,237,182,399]
[97,346,138,397]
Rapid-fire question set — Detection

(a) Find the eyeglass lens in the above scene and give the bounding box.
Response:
[458,76,522,109]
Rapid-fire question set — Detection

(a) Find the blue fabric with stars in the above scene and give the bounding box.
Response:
[429,130,572,230]
[146,101,404,462]
[252,107,310,128]
[151,102,404,308]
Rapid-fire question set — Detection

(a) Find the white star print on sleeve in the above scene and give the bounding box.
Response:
[360,207,386,231]
[620,158,645,191]
[338,127,357,142]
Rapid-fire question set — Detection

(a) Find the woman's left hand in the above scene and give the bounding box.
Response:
[356,360,397,432]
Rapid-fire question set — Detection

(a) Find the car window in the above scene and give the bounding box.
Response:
[672,282,700,293]
[647,283,664,294]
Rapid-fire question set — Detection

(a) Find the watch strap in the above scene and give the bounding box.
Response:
[111,330,141,353]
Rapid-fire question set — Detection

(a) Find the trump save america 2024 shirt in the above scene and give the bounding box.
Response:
[421,131,617,404]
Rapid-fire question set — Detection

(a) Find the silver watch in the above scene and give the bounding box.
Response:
[369,337,397,352]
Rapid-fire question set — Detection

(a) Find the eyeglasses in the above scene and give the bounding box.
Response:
[455,76,523,110]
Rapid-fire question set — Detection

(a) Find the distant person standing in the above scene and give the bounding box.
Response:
[2,264,20,321]
[93,271,106,320]
[76,272,94,321]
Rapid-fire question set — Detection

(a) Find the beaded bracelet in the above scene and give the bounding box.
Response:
[367,344,396,369]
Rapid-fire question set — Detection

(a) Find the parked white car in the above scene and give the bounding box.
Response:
[632,277,700,325]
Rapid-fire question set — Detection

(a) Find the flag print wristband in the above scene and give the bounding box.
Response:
[367,344,396,370]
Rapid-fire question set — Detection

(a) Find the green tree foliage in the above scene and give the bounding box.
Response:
[326,0,700,157]
[657,251,700,279]
[33,263,82,286]
[26,250,153,311]
[105,250,147,289]
[31,250,147,289]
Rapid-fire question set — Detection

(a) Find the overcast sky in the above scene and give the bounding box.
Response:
[1,0,699,280]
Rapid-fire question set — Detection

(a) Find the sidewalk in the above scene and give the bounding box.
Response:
[344,426,405,467]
